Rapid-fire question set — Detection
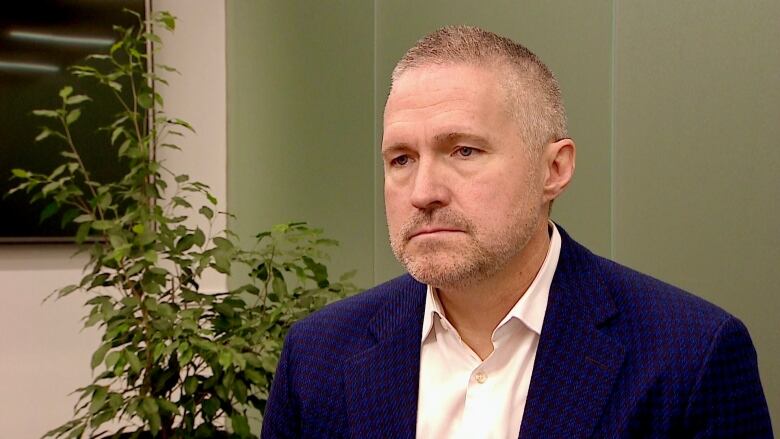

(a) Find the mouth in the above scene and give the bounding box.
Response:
[408,228,465,240]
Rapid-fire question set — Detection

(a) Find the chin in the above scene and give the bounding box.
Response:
[402,252,487,288]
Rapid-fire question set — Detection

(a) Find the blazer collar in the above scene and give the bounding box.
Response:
[343,275,426,438]
[342,226,625,438]
[519,226,625,438]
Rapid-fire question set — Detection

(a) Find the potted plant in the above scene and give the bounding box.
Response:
[8,10,355,438]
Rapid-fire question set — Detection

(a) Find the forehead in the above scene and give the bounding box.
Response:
[383,63,512,136]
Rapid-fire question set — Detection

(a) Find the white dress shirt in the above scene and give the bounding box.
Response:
[416,223,562,439]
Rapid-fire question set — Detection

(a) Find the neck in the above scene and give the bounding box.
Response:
[435,219,551,359]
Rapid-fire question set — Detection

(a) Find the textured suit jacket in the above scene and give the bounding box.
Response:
[262,227,772,438]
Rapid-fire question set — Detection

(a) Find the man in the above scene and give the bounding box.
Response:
[262,26,772,438]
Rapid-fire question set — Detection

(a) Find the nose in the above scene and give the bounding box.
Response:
[410,158,451,211]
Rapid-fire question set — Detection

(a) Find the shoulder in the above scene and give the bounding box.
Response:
[585,253,770,436]
[555,225,735,337]
[285,274,422,353]
[556,227,748,373]
[578,246,758,389]
[594,253,734,337]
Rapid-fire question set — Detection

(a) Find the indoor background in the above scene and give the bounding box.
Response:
[1,0,777,436]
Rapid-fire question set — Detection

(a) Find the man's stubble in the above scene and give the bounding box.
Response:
[388,176,543,289]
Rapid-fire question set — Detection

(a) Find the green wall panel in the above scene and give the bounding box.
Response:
[373,0,614,282]
[227,0,777,427]
[227,0,376,288]
[614,0,780,426]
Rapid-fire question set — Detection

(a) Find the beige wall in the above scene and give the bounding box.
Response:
[0,1,227,436]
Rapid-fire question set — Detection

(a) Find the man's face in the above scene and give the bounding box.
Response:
[382,63,548,288]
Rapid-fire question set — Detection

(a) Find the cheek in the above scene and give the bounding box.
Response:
[384,184,407,230]
[459,178,530,221]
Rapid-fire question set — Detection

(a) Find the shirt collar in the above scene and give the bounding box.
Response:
[421,221,562,343]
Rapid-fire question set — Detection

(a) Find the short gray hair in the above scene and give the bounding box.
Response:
[391,25,568,152]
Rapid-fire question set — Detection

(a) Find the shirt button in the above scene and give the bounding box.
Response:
[475,371,487,383]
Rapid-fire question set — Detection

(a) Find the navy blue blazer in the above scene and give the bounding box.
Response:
[262,228,772,438]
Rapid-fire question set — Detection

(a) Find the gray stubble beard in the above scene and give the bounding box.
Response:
[388,204,540,289]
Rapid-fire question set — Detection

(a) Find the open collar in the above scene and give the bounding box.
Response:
[341,226,625,438]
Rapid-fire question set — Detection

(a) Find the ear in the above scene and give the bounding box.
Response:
[541,138,576,203]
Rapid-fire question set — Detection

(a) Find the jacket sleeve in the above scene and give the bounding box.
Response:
[261,329,301,439]
[683,316,774,438]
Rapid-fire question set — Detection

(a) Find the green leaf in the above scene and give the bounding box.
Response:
[261,354,278,373]
[214,302,234,318]
[141,397,158,414]
[104,350,121,369]
[213,237,233,250]
[59,86,73,99]
[202,398,218,420]
[57,284,79,297]
[35,128,52,141]
[175,174,189,183]
[156,64,179,74]
[74,214,93,223]
[32,109,59,118]
[125,350,142,374]
[65,95,91,105]
[303,255,329,287]
[109,234,126,249]
[230,413,250,437]
[91,220,114,231]
[244,368,266,386]
[152,342,165,362]
[66,108,81,125]
[218,350,232,368]
[42,181,59,196]
[272,276,288,297]
[143,32,163,45]
[91,343,110,369]
[89,386,108,414]
[39,202,59,223]
[11,169,29,178]
[50,164,67,179]
[233,380,248,404]
[193,228,205,247]
[60,208,80,228]
[137,92,153,109]
[199,206,213,220]
[183,376,198,395]
[175,233,196,252]
[172,196,192,208]
[75,222,91,243]
[157,398,178,415]
[117,138,132,156]
[157,11,176,31]
[170,118,195,133]
[142,398,161,435]
[111,127,123,144]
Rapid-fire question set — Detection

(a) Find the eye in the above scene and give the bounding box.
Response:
[455,146,475,157]
[390,154,410,167]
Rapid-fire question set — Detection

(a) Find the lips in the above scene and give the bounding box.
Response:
[408,227,465,240]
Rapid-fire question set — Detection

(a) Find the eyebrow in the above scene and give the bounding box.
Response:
[382,131,490,155]
[432,131,490,147]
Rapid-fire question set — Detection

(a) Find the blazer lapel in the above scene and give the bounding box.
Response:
[343,276,426,439]
[519,230,626,439]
